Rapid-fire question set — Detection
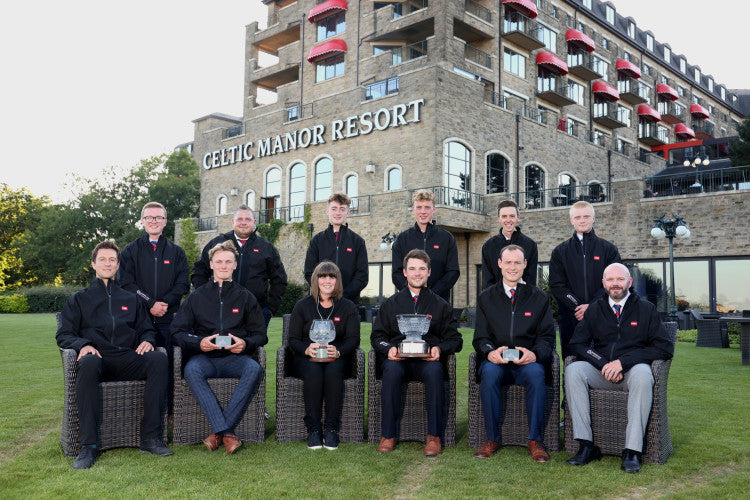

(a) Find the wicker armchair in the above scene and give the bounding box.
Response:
[172,345,266,445]
[275,314,365,442]
[695,319,728,348]
[366,349,457,445]
[467,351,561,451]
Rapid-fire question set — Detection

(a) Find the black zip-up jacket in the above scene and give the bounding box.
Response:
[371,287,463,362]
[549,229,621,313]
[56,278,156,355]
[288,295,360,358]
[191,230,287,313]
[119,233,190,324]
[171,279,268,358]
[481,228,539,289]
[569,292,674,372]
[304,224,369,303]
[391,222,459,302]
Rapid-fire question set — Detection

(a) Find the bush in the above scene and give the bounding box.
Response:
[0,294,30,313]
[276,282,306,316]
[676,329,697,343]
[17,285,79,313]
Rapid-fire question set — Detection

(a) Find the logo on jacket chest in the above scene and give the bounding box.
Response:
[433,245,439,249]
[630,321,638,326]
[334,317,340,322]
[232,308,239,313]
[121,306,128,311]
[593,256,600,261]
[524,312,532,317]
[163,260,170,265]
[253,248,260,253]
[346,248,352,252]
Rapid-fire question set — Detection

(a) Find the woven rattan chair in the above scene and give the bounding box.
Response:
[366,349,457,446]
[275,314,365,442]
[695,319,728,348]
[467,351,561,451]
[172,345,266,445]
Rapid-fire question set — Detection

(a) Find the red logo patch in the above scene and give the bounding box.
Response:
[346,248,352,252]
[121,306,128,311]
[232,308,239,313]
[594,256,600,260]
[524,312,532,317]
[253,248,259,253]
[630,321,638,326]
[433,245,439,249]
[426,314,432,320]
[163,260,170,265]
[334,317,340,322]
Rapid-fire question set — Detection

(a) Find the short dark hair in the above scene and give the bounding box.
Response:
[403,249,431,269]
[328,192,351,206]
[91,239,120,263]
[496,199,519,216]
[499,244,525,260]
[310,261,344,300]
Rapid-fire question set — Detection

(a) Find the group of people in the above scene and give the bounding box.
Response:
[56,190,673,474]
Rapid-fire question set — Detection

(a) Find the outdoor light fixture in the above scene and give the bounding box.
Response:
[651,214,690,321]
[683,156,710,189]
[380,231,397,250]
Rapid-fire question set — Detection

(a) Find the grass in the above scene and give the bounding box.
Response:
[1,313,749,499]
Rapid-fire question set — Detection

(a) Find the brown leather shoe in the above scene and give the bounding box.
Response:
[203,433,222,451]
[424,435,442,456]
[528,439,549,463]
[377,437,396,453]
[474,439,500,458]
[223,433,242,454]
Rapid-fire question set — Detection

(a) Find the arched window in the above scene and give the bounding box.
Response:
[244,190,256,210]
[558,173,577,206]
[314,157,332,201]
[525,164,545,209]
[588,181,606,203]
[387,166,401,190]
[345,174,359,210]
[289,163,306,221]
[445,141,471,208]
[216,194,228,215]
[261,167,281,223]
[486,153,508,194]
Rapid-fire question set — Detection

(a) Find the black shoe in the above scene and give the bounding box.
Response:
[567,442,602,466]
[139,438,174,456]
[307,430,322,450]
[621,449,642,473]
[323,429,339,450]
[73,445,99,469]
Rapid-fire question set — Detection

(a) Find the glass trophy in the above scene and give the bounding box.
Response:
[396,314,430,357]
[502,347,521,362]
[309,319,336,362]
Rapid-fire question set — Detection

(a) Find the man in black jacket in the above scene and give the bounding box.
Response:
[549,201,621,358]
[391,189,459,303]
[304,192,368,303]
[473,245,555,462]
[56,240,172,469]
[565,263,674,473]
[372,249,463,456]
[481,200,538,288]
[172,240,267,454]
[192,204,287,326]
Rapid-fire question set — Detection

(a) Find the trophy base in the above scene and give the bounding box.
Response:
[398,341,429,358]
[311,348,334,362]
[310,356,334,363]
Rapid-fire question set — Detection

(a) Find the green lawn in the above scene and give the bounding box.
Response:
[1,313,749,499]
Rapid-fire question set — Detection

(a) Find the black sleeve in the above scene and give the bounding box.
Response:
[435,300,462,355]
[568,311,608,369]
[549,246,578,312]
[525,241,539,287]
[371,300,397,355]
[288,300,310,356]
[162,245,190,308]
[118,243,155,308]
[56,294,89,353]
[472,296,496,355]
[191,242,213,289]
[343,236,369,299]
[431,236,460,299]
[303,235,319,286]
[391,238,407,291]
[170,295,203,353]
[481,240,499,290]
[239,294,268,354]
[337,301,361,357]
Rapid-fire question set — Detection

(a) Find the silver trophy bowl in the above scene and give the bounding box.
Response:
[396,314,430,357]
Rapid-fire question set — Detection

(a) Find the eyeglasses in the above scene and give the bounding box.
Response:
[143,216,166,222]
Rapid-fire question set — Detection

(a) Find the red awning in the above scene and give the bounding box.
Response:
[503,0,538,19]
[656,83,679,101]
[307,39,347,62]
[675,123,696,138]
[536,51,568,75]
[592,81,619,101]
[638,104,661,122]
[308,0,348,23]
[565,29,595,52]
[690,103,710,119]
[616,58,641,79]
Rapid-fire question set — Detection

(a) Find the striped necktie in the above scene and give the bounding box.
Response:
[613,304,621,323]
[510,288,516,305]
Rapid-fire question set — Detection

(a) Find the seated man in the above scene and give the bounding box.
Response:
[172,240,267,454]
[56,240,172,470]
[371,249,463,456]
[565,263,674,473]
[472,245,555,462]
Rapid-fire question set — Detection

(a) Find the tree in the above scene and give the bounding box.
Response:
[729,116,750,168]
[145,149,201,239]
[179,218,200,272]
[0,184,48,289]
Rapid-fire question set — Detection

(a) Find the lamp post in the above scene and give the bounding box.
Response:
[683,156,709,190]
[651,215,690,322]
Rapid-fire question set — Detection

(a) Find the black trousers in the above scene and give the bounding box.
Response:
[153,322,174,413]
[292,355,348,433]
[557,309,579,360]
[75,349,168,446]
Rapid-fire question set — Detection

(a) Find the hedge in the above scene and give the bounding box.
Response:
[0,294,30,313]
[16,285,79,313]
[276,282,306,316]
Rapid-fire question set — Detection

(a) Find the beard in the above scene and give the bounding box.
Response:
[607,286,627,300]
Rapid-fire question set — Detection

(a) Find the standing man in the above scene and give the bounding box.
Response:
[565,263,674,473]
[372,249,463,456]
[56,240,172,469]
[172,240,267,454]
[481,200,539,289]
[304,192,368,303]
[392,190,459,303]
[472,245,555,462]
[549,201,621,359]
[192,204,287,326]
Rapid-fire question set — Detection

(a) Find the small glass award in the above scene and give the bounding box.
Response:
[309,319,336,363]
[396,314,431,358]
[502,347,521,363]
[214,334,233,348]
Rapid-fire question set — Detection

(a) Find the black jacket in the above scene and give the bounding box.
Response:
[288,295,360,358]
[171,279,268,358]
[191,230,287,313]
[569,292,674,372]
[371,287,463,362]
[549,229,621,314]
[391,222,459,302]
[56,278,156,355]
[304,224,369,303]
[481,228,539,289]
[118,233,190,324]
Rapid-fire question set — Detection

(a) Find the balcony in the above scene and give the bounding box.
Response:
[364,77,399,100]
[285,102,314,123]
[617,77,648,105]
[536,76,575,106]
[251,9,301,55]
[502,13,544,51]
[638,122,668,147]
[251,40,300,91]
[391,40,427,66]
[411,186,486,231]
[465,0,492,23]
[692,120,715,140]
[369,3,432,43]
[510,182,612,210]
[566,52,603,81]
[648,166,750,197]
[658,100,685,125]
[593,101,629,129]
[465,44,492,69]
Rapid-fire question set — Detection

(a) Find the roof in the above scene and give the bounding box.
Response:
[192,112,243,124]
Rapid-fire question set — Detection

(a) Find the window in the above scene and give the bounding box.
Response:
[577,21,584,32]
[622,51,631,62]
[525,164,545,209]
[503,47,525,77]
[694,68,701,82]
[593,129,609,147]
[642,64,651,76]
[486,153,508,194]
[659,74,668,85]
[708,104,714,114]
[663,46,671,64]
[289,163,306,221]
[679,57,686,73]
[536,24,557,52]
[691,95,700,105]
[593,57,609,81]
[345,174,358,209]
[314,157,332,201]
[566,14,573,28]
[720,87,726,100]
[646,33,654,51]
[365,77,399,100]
[605,5,615,25]
[217,195,228,215]
[708,78,714,92]
[244,190,256,210]
[558,173,576,204]
[316,11,345,41]
[565,117,582,136]
[316,54,345,82]
[588,182,606,203]
[550,5,557,18]
[716,259,750,311]
[582,0,592,8]
[265,168,282,215]
[444,141,472,203]
[615,138,631,155]
[617,105,631,127]
[568,80,585,106]
[627,21,635,39]
[387,166,401,190]
[601,37,609,50]
[678,85,686,97]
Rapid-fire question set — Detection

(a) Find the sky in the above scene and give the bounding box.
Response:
[1,0,746,202]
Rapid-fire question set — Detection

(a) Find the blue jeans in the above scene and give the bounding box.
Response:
[478,360,547,443]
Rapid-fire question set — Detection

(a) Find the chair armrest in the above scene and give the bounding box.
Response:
[276,346,287,380]
[368,349,377,381]
[354,347,365,380]
[173,346,184,381]
[254,345,266,370]
[563,355,577,369]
